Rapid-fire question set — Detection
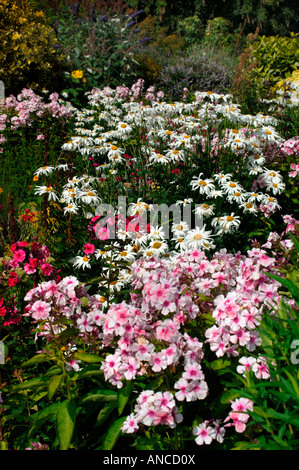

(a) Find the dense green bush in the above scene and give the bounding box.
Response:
[176,15,205,48]
[0,0,64,96]
[49,5,145,105]
[247,33,299,93]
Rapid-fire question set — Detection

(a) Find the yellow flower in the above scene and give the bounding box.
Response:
[71,70,83,79]
[12,31,21,40]
[0,187,3,193]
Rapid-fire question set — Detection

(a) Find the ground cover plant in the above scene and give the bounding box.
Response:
[0,0,299,453]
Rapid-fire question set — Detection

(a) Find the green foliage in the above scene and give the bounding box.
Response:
[202,17,235,49]
[0,0,64,95]
[248,33,299,93]
[231,237,299,450]
[50,5,143,104]
[176,15,205,48]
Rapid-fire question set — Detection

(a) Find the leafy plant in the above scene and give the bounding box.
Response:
[229,234,299,450]
[248,33,299,94]
[49,5,145,105]
[0,0,64,96]
[157,53,233,101]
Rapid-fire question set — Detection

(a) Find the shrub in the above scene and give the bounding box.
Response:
[176,15,205,48]
[245,33,299,95]
[201,17,235,49]
[0,0,64,96]
[157,54,233,101]
[49,5,146,104]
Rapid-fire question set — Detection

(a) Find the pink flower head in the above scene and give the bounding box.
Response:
[13,249,26,264]
[30,300,51,320]
[83,243,95,255]
[40,263,54,276]
[193,422,214,445]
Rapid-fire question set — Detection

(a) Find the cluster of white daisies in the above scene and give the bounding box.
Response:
[32,84,292,287]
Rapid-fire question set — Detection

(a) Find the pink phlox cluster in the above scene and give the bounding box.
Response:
[289,163,299,178]
[224,397,254,434]
[192,397,254,445]
[95,80,164,104]
[121,390,183,433]
[23,276,105,343]
[280,137,299,156]
[237,355,271,379]
[206,247,281,358]
[3,88,72,131]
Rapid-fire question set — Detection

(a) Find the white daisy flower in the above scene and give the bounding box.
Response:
[63,203,79,214]
[35,166,55,177]
[194,203,215,218]
[72,255,91,270]
[190,173,215,195]
[172,221,189,238]
[34,185,59,201]
[183,225,214,250]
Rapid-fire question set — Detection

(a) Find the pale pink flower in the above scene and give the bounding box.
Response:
[30,300,51,320]
[150,351,168,372]
[237,356,258,376]
[182,362,204,381]
[193,422,214,445]
[121,413,139,433]
[252,357,270,379]
[174,378,190,401]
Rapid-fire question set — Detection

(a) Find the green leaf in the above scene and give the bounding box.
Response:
[82,390,117,404]
[21,354,54,367]
[117,381,134,415]
[12,376,50,392]
[56,399,77,450]
[72,364,103,381]
[28,402,61,438]
[95,401,118,428]
[266,272,299,305]
[210,358,232,370]
[102,416,127,450]
[48,374,64,400]
[58,327,78,343]
[73,351,103,363]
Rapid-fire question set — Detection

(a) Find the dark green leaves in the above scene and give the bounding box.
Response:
[56,399,77,450]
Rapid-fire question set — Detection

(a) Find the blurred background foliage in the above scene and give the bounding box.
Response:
[1,0,298,102]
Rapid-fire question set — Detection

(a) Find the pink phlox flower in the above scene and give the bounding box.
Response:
[155,319,178,342]
[131,340,155,362]
[237,356,258,376]
[102,353,122,379]
[182,362,204,381]
[76,313,93,333]
[121,413,139,433]
[174,377,191,401]
[150,351,168,372]
[210,419,226,443]
[189,379,209,400]
[119,356,140,380]
[252,356,270,379]
[153,391,176,412]
[30,300,51,320]
[193,422,214,445]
